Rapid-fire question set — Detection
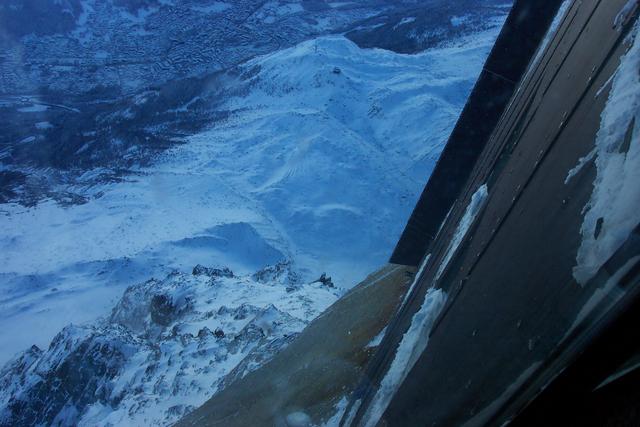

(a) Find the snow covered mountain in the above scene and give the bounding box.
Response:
[0,1,510,425]
[0,262,340,426]
[0,24,505,363]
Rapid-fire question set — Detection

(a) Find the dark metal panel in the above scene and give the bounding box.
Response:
[346,1,574,423]
[390,0,564,266]
[510,243,640,426]
[379,1,640,426]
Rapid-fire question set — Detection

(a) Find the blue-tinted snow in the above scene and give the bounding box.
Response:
[362,287,447,427]
[0,24,503,366]
[572,20,640,284]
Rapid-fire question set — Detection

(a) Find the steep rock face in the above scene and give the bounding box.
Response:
[0,325,140,427]
[0,263,340,426]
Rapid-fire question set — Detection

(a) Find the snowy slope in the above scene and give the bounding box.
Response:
[0,23,504,367]
[183,29,506,283]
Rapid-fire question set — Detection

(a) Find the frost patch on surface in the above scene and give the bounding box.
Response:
[399,254,430,310]
[573,22,640,285]
[564,148,595,184]
[366,326,387,348]
[322,396,349,426]
[521,1,571,85]
[435,184,488,280]
[614,0,638,30]
[341,398,362,427]
[362,288,446,427]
